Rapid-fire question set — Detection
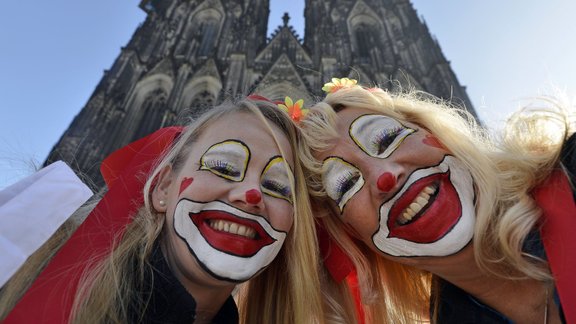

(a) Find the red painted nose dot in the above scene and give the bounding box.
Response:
[245,189,262,204]
[377,172,396,192]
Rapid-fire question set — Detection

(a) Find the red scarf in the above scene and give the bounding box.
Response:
[5,127,182,323]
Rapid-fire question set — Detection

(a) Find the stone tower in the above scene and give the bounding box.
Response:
[46,0,475,186]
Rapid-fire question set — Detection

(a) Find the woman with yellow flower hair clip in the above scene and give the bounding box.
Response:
[2,96,326,324]
[300,78,575,323]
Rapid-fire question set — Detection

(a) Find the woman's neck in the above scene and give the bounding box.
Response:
[160,240,235,323]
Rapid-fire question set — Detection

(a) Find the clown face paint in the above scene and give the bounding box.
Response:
[373,155,475,256]
[200,140,250,182]
[349,114,415,159]
[179,177,193,195]
[323,157,365,212]
[261,156,294,204]
[317,108,476,258]
[159,112,295,286]
[174,199,287,282]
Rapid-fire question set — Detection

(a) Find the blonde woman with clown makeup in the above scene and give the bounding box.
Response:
[300,78,575,323]
[2,98,325,324]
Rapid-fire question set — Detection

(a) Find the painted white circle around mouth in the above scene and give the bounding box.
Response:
[174,199,287,282]
[372,155,475,257]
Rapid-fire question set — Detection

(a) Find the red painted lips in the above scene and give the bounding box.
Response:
[190,210,275,257]
[386,170,462,243]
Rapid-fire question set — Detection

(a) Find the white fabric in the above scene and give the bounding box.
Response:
[0,161,93,287]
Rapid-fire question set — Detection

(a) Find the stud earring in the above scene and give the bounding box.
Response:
[159,200,166,207]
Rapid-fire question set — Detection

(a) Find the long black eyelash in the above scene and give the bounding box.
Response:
[371,126,403,155]
[262,179,291,197]
[334,170,359,203]
[204,160,240,177]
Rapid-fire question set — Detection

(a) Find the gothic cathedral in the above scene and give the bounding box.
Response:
[46,0,475,185]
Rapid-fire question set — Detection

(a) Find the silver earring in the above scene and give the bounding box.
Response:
[159,200,166,207]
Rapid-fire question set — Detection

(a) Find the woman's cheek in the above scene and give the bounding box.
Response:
[179,177,194,195]
[422,134,448,152]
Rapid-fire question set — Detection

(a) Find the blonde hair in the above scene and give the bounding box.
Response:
[12,99,325,323]
[299,85,574,322]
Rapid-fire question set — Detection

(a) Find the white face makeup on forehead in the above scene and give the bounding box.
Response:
[320,109,476,258]
[160,112,295,283]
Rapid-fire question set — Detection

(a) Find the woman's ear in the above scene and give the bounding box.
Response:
[152,165,174,212]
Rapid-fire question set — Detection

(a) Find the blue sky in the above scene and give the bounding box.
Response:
[1,1,575,189]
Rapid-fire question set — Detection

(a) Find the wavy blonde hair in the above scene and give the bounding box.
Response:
[1,99,324,323]
[299,84,574,322]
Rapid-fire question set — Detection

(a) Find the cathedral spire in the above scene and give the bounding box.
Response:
[45,0,475,186]
[282,12,290,26]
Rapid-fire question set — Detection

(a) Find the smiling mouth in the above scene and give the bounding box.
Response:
[190,210,275,257]
[207,219,257,239]
[385,170,462,243]
[395,184,438,226]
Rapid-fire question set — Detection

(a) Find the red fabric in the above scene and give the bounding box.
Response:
[316,221,355,282]
[533,170,576,324]
[316,221,365,323]
[5,127,182,324]
[246,94,283,105]
[345,271,365,324]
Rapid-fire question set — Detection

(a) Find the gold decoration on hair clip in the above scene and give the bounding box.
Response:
[322,78,358,94]
[278,96,308,123]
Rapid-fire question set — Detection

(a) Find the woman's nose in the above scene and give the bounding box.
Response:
[376,172,396,193]
[245,189,262,204]
[229,182,265,212]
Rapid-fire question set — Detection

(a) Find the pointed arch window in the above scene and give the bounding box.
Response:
[132,88,167,141]
[175,9,222,59]
[198,18,219,56]
[354,23,379,64]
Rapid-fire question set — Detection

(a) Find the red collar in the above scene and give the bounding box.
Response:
[533,169,576,323]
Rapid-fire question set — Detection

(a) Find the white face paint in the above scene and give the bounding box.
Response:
[373,155,475,257]
[317,108,477,259]
[200,140,250,182]
[349,114,415,159]
[322,157,365,212]
[173,199,287,282]
[260,156,294,204]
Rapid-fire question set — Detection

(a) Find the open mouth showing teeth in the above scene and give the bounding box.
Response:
[385,169,464,244]
[396,184,438,226]
[207,219,257,239]
[187,209,276,257]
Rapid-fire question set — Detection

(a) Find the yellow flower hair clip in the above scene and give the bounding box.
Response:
[278,96,308,123]
[322,77,358,94]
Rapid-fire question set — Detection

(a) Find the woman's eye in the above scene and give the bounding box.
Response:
[372,127,404,155]
[335,171,360,203]
[261,156,294,204]
[203,160,240,178]
[262,179,292,203]
[199,140,249,182]
[350,114,415,159]
[323,157,365,212]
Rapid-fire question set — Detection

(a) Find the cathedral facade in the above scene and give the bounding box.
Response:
[47,0,475,185]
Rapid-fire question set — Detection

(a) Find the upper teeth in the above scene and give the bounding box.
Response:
[209,219,257,239]
[397,185,437,225]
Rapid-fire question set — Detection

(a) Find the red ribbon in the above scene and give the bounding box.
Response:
[5,127,182,323]
[246,94,282,105]
[316,221,365,324]
[533,169,576,323]
[316,221,355,282]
